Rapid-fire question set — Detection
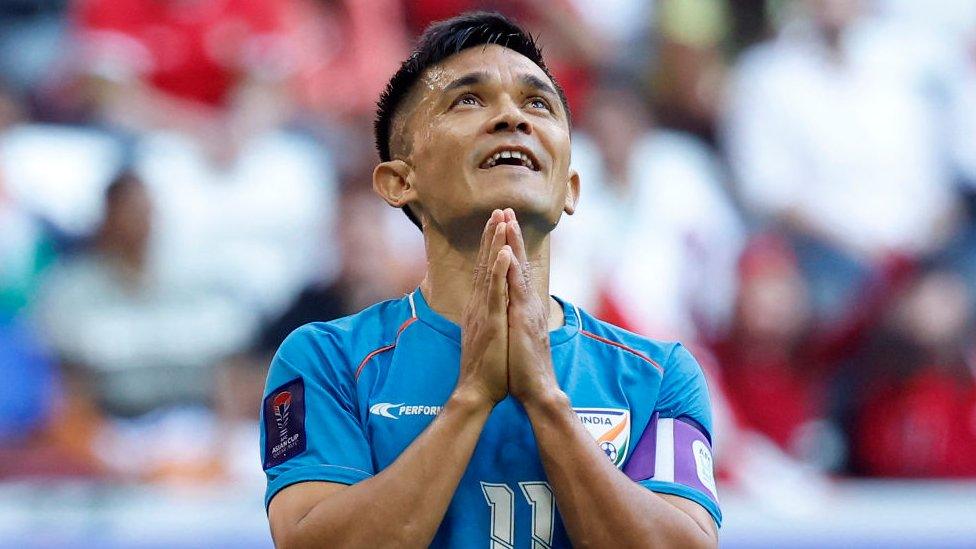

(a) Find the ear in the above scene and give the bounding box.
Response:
[373,159,417,209]
[563,169,581,215]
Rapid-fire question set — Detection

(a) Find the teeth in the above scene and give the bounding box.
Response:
[482,149,536,170]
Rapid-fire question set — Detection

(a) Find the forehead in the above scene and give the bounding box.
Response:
[419,44,553,95]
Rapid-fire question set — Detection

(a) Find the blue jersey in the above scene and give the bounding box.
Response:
[261,289,721,548]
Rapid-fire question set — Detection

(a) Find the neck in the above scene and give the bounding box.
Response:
[419,223,564,330]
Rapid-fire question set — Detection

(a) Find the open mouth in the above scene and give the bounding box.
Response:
[479,147,540,171]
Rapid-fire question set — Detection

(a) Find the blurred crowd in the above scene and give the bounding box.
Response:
[2,0,976,499]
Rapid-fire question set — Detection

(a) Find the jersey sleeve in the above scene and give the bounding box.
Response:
[623,343,722,526]
[261,324,374,510]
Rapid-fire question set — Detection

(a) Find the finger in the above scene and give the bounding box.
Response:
[504,207,516,224]
[488,221,508,271]
[488,245,512,313]
[506,217,529,267]
[506,252,528,303]
[476,209,503,271]
[478,220,508,303]
[475,210,503,284]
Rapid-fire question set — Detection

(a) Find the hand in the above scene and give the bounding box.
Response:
[502,209,561,405]
[455,210,513,407]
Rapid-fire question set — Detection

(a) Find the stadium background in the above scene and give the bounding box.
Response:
[1,0,976,546]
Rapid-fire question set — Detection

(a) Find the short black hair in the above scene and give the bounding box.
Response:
[374,11,571,230]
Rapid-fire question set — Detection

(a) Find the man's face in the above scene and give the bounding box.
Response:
[397,45,576,238]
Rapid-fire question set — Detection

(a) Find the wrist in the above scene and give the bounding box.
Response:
[519,385,571,417]
[447,385,497,416]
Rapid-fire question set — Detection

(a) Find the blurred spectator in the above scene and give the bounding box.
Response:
[67,0,338,321]
[650,0,730,141]
[876,0,976,215]
[710,235,845,470]
[723,0,961,326]
[844,269,976,477]
[133,129,335,321]
[552,75,743,342]
[284,0,409,126]
[35,172,249,417]
[72,0,296,161]
[251,184,425,360]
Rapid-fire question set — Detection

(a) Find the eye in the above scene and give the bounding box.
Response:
[451,93,481,108]
[526,97,551,111]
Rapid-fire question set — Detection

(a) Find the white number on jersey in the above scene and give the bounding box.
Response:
[480,481,555,548]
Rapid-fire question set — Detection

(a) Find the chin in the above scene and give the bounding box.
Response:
[472,189,561,231]
[476,183,544,209]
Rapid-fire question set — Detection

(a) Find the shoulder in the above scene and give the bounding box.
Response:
[272,295,414,379]
[573,305,680,373]
[573,305,712,428]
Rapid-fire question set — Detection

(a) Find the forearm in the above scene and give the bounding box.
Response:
[524,390,716,549]
[285,389,491,547]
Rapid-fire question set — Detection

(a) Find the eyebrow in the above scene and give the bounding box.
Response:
[442,71,560,100]
[443,72,489,93]
[518,74,559,99]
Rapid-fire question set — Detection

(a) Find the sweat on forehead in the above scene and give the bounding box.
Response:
[373,11,570,163]
[390,47,558,159]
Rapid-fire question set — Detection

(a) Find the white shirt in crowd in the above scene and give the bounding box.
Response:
[551,131,744,342]
[723,16,956,257]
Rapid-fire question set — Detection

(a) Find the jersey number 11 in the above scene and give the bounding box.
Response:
[480,481,554,549]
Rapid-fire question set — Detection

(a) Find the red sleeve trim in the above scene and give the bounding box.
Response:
[579,330,664,373]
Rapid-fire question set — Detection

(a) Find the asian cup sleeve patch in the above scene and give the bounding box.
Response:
[263,377,307,470]
[623,413,718,505]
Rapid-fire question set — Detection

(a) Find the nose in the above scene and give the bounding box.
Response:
[487,100,532,135]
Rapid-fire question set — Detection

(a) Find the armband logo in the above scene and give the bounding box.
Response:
[263,377,306,469]
[692,439,717,496]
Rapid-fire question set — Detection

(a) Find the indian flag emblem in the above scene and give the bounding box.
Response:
[574,408,631,468]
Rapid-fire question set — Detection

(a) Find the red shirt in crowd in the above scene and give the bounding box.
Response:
[711,341,828,453]
[74,0,291,108]
[854,366,976,477]
[282,0,408,120]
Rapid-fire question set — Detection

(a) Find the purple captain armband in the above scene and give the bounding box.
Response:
[623,412,718,504]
